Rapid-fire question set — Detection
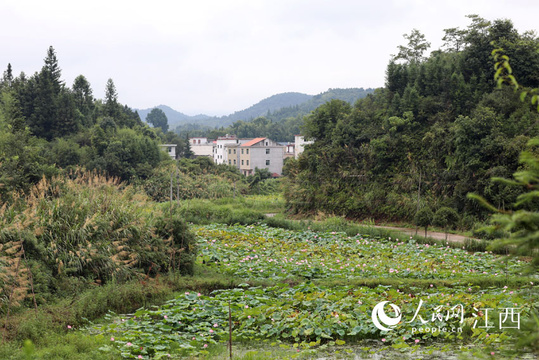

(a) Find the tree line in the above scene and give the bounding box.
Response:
[0,46,193,202]
[284,15,539,229]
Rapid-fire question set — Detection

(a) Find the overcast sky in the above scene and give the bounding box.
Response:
[1,0,537,116]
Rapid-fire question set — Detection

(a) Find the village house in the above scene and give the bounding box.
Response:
[158,144,177,159]
[188,137,213,158]
[283,142,295,159]
[294,135,313,159]
[213,135,243,164]
[239,137,284,176]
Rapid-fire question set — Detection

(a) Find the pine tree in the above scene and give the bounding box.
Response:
[72,75,95,125]
[1,63,13,88]
[104,78,120,118]
[43,46,63,94]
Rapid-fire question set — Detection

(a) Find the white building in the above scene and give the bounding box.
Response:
[213,135,249,164]
[294,135,313,159]
[189,137,213,158]
[158,144,177,159]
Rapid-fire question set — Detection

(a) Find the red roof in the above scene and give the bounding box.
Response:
[241,137,266,147]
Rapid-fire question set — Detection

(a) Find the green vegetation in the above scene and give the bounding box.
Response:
[433,207,460,240]
[284,16,539,228]
[414,207,434,237]
[0,171,196,340]
[1,13,538,360]
[145,108,169,134]
[77,224,536,358]
[137,157,248,202]
[0,46,193,203]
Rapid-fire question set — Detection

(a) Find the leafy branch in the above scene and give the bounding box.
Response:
[492,47,539,112]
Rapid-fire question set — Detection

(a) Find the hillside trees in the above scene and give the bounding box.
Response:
[0,90,50,201]
[284,16,539,225]
[146,107,169,133]
[0,47,172,202]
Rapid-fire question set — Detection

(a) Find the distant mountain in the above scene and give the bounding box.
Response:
[266,88,374,122]
[219,92,313,124]
[136,105,211,128]
[136,88,375,130]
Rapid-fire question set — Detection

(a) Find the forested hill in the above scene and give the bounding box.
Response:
[169,88,374,142]
[138,88,374,130]
[221,92,313,124]
[284,15,539,227]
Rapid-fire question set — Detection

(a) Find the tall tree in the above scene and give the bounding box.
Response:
[146,107,169,133]
[393,29,431,63]
[29,69,57,139]
[104,78,120,118]
[1,63,13,88]
[442,27,467,52]
[43,46,63,94]
[72,75,95,125]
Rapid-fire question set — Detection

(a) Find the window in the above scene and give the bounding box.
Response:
[228,160,231,165]
[228,149,231,154]
[198,140,201,144]
[241,160,244,165]
[234,159,236,165]
[266,160,270,166]
[233,149,236,154]
[246,149,249,154]
[266,148,270,154]
[265,142,268,146]
[246,160,249,165]
[241,149,244,154]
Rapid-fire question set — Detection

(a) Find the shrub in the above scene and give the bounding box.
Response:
[433,206,460,239]
[0,169,195,313]
[414,207,434,237]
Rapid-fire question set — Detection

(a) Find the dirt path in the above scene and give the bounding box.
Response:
[374,225,475,244]
[264,214,476,244]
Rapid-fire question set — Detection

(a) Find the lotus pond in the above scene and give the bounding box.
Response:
[90,224,538,359]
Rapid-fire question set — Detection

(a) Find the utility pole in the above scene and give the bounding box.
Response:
[170,171,173,215]
[176,167,179,203]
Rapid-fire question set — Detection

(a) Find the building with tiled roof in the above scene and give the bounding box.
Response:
[238,137,284,176]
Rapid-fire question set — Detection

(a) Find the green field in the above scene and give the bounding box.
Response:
[82,224,537,359]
